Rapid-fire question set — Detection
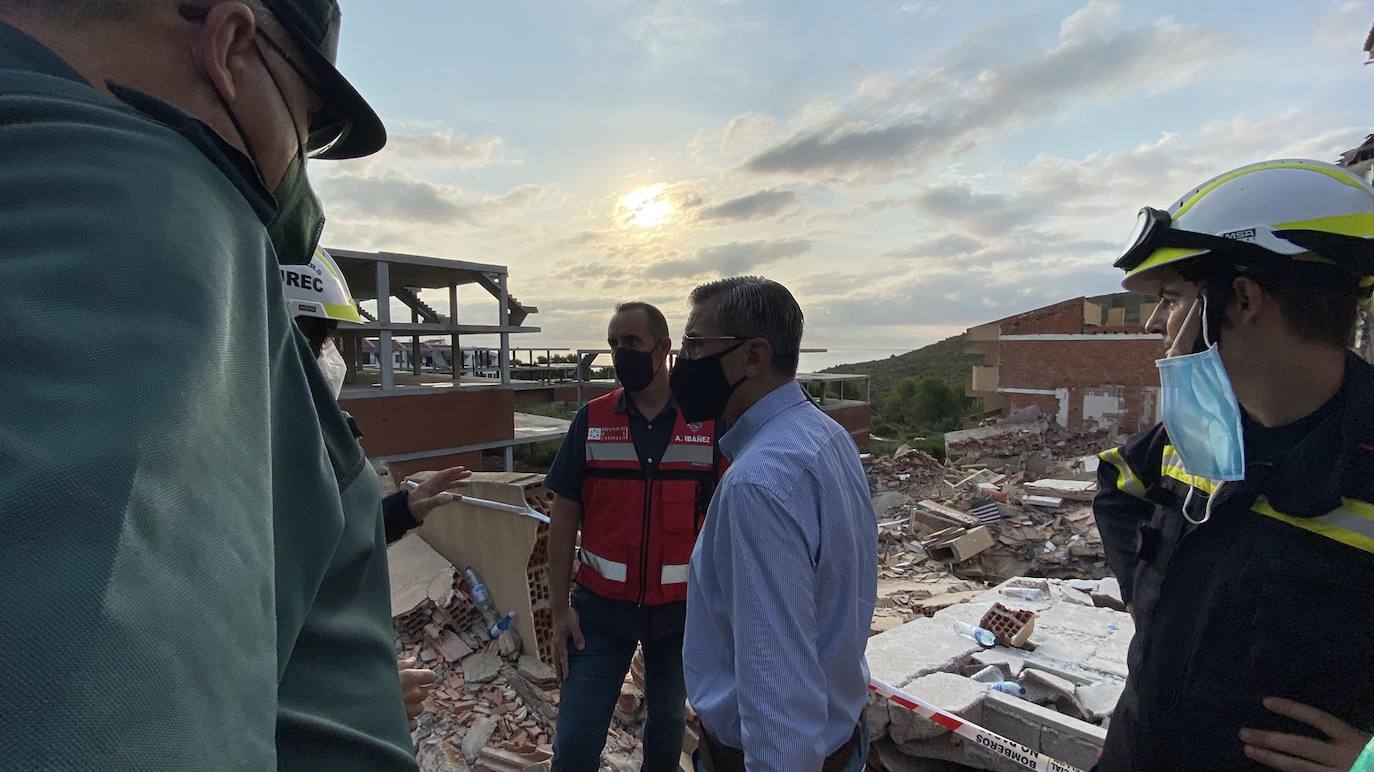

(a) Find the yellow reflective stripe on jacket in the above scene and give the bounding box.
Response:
[1160,446,1218,494]
[1099,447,1148,499]
[1159,445,1374,554]
[1252,497,1374,555]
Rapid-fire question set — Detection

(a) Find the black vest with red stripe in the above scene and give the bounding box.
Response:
[577,389,725,605]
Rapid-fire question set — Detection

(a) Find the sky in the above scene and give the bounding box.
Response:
[314,0,1374,361]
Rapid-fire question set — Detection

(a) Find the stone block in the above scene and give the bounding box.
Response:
[1075,681,1125,722]
[1092,577,1126,611]
[517,655,558,686]
[889,672,988,744]
[461,716,500,762]
[1042,722,1108,770]
[462,653,503,684]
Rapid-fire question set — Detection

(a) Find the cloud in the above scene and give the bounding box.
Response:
[319,171,550,227]
[885,233,984,260]
[688,112,779,163]
[743,1,1224,180]
[643,238,812,279]
[696,189,800,222]
[383,131,521,168]
[1313,1,1372,50]
[622,0,723,58]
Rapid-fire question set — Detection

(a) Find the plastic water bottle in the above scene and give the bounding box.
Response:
[953,621,997,647]
[464,567,493,611]
[488,610,515,640]
[971,665,1005,684]
[992,681,1028,697]
[1004,587,1051,602]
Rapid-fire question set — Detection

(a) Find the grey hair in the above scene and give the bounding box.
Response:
[689,276,804,376]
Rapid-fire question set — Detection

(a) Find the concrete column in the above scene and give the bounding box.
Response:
[498,273,511,385]
[376,260,393,392]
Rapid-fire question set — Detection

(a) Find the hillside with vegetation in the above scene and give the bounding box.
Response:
[821,334,979,399]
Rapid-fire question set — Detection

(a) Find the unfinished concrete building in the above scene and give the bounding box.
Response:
[964,295,1163,434]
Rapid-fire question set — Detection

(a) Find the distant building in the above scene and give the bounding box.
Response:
[964,295,1163,433]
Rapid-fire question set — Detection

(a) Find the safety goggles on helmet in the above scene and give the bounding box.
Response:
[1113,206,1280,272]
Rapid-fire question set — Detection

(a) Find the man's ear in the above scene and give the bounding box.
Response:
[745,338,772,377]
[1230,276,1265,328]
[197,3,258,105]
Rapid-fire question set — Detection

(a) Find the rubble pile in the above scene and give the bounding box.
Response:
[868,431,1112,587]
[398,570,680,771]
[865,577,1133,771]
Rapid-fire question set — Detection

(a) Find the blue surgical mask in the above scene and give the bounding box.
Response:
[1156,296,1246,487]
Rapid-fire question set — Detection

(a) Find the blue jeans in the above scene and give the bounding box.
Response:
[551,615,687,772]
[692,725,869,772]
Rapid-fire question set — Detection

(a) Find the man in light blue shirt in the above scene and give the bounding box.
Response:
[669,276,877,772]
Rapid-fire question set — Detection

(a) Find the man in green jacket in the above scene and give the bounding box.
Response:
[0,1,416,768]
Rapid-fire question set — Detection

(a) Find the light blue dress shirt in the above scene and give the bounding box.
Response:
[684,381,878,772]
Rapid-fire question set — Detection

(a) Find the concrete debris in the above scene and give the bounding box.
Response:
[922,526,995,563]
[463,653,504,685]
[1019,668,1079,707]
[869,435,1110,589]
[462,717,501,763]
[1023,479,1097,502]
[516,656,558,687]
[865,577,1132,771]
[1091,577,1126,612]
[398,571,683,771]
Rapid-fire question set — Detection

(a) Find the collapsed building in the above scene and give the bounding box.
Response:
[964,295,1163,434]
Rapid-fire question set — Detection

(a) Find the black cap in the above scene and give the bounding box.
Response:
[259,0,386,159]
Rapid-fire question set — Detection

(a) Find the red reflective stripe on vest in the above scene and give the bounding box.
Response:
[577,389,723,604]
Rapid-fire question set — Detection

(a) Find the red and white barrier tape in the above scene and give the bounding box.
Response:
[869,677,1085,772]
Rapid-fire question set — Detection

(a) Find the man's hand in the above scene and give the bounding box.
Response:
[1166,296,1204,358]
[405,466,472,524]
[397,658,438,731]
[551,605,585,681]
[1240,697,1371,771]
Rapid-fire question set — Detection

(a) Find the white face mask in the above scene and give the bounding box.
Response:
[317,339,347,400]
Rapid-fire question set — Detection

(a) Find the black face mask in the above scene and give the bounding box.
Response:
[669,341,747,423]
[613,346,659,393]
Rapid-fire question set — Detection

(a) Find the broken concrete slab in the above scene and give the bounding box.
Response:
[1075,681,1125,722]
[924,526,996,563]
[872,491,914,516]
[984,690,1107,771]
[1061,586,1094,606]
[517,655,558,686]
[1020,668,1078,707]
[889,672,989,744]
[461,716,500,763]
[462,653,503,685]
[1067,579,1098,593]
[1092,577,1126,611]
[1024,479,1097,501]
[971,650,1025,679]
[866,616,983,688]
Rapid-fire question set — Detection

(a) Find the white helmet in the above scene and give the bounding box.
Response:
[281,247,363,324]
[1115,159,1374,293]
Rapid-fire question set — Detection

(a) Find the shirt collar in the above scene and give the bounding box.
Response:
[0,21,90,84]
[720,380,808,459]
[615,387,679,421]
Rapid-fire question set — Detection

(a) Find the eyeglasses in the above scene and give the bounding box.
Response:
[1114,206,1278,271]
[678,334,750,359]
[177,3,347,156]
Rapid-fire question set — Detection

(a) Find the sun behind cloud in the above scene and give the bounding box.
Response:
[618,183,677,229]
